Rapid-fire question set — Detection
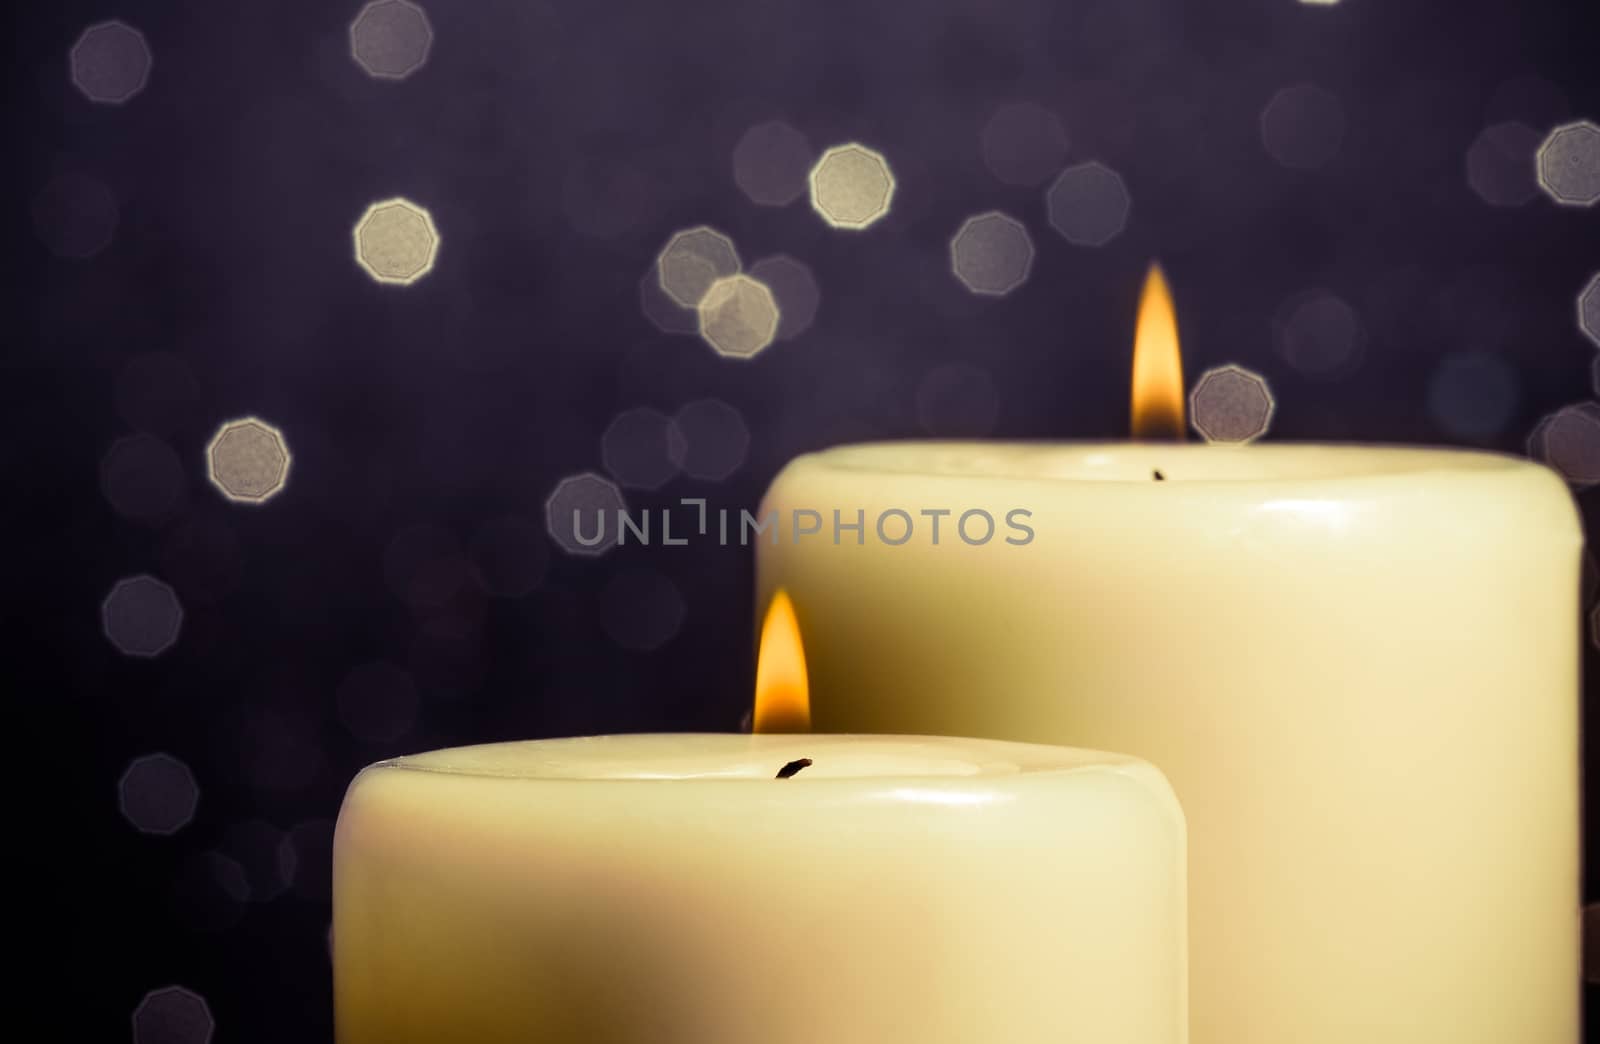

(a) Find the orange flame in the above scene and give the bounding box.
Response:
[753,589,810,733]
[1131,263,1186,439]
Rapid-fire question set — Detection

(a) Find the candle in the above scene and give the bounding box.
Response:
[333,599,1189,1043]
[754,270,1583,1043]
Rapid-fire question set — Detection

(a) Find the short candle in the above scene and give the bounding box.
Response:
[334,733,1188,1044]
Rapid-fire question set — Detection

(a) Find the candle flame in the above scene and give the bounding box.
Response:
[1131,263,1186,439]
[753,589,811,733]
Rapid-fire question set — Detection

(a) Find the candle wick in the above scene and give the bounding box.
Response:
[1153,469,1166,481]
[775,758,813,779]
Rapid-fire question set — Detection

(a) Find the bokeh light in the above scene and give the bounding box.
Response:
[949,211,1035,297]
[808,143,896,230]
[119,753,199,836]
[638,268,699,335]
[1425,351,1519,440]
[101,433,187,524]
[102,575,184,658]
[916,364,999,437]
[1536,120,1600,207]
[1260,83,1346,170]
[1578,272,1600,348]
[1273,290,1366,378]
[697,273,780,358]
[601,568,686,652]
[32,173,118,259]
[1045,161,1131,247]
[655,226,741,309]
[349,0,434,81]
[133,986,214,1044]
[206,417,290,504]
[544,472,627,557]
[602,407,680,490]
[1536,403,1600,487]
[70,21,151,105]
[732,120,813,206]
[337,661,419,744]
[468,515,547,597]
[353,198,440,285]
[668,399,750,481]
[1189,364,1276,443]
[1465,122,1542,207]
[980,101,1069,187]
[748,254,820,340]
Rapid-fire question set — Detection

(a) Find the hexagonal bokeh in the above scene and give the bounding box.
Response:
[1045,161,1131,247]
[1425,351,1519,440]
[668,399,750,481]
[101,433,187,524]
[1537,120,1600,207]
[602,407,680,490]
[732,120,813,207]
[33,172,118,259]
[949,211,1035,297]
[1578,272,1600,348]
[1465,122,1542,207]
[206,417,290,504]
[1537,402,1600,487]
[102,575,183,657]
[354,198,439,285]
[1273,290,1366,378]
[980,101,1069,188]
[748,254,820,340]
[119,753,199,836]
[698,274,780,359]
[70,20,151,104]
[350,0,434,81]
[1189,365,1276,444]
[656,226,741,309]
[601,568,686,652]
[916,364,999,437]
[808,143,896,230]
[544,472,627,557]
[639,267,698,335]
[133,985,214,1044]
[1260,83,1346,170]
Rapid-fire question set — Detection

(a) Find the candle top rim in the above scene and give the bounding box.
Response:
[365,733,1149,783]
[791,440,1542,486]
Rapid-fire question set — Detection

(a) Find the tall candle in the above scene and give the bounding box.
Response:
[334,733,1188,1043]
[755,440,1581,1043]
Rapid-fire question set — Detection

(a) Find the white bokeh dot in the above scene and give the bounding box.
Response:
[102,575,183,658]
[70,21,151,105]
[732,120,814,207]
[668,399,750,481]
[602,407,680,490]
[1577,272,1600,348]
[808,143,896,230]
[656,226,741,309]
[544,472,627,557]
[133,985,214,1044]
[1535,403,1600,487]
[354,198,439,285]
[949,211,1035,297]
[1045,161,1131,247]
[206,417,290,504]
[698,273,780,358]
[1537,120,1600,207]
[350,0,434,81]
[748,255,820,341]
[1261,83,1346,171]
[1189,365,1276,444]
[119,753,199,836]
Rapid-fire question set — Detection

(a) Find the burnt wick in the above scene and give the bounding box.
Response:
[776,758,813,779]
[1153,469,1166,481]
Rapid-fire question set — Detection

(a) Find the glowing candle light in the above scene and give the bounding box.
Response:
[758,264,1582,1044]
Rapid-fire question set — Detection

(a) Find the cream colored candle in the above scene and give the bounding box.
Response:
[756,440,1582,1043]
[334,732,1188,1044]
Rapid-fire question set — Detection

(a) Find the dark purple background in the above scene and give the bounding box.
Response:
[11,0,1598,1039]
